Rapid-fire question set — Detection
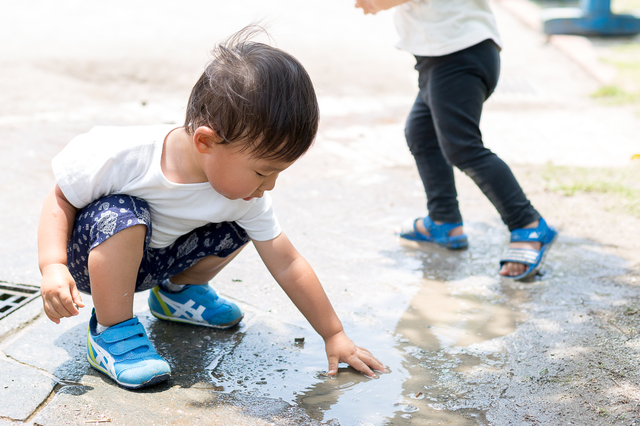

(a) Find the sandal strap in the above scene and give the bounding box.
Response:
[510,218,553,243]
[423,217,463,239]
[500,248,540,266]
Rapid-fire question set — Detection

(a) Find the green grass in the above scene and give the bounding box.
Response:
[591,85,640,104]
[593,42,640,106]
[612,0,640,13]
[542,163,640,217]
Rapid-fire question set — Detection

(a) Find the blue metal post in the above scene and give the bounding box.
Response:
[543,0,640,36]
[581,0,611,14]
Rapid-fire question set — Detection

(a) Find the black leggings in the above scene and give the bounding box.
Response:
[405,39,539,231]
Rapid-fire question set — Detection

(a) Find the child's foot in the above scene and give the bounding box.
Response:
[499,221,541,277]
[87,309,171,389]
[148,283,244,328]
[415,218,465,238]
[396,216,468,250]
[499,218,558,281]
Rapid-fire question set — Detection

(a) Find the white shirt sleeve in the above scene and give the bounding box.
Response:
[236,194,282,242]
[52,127,154,209]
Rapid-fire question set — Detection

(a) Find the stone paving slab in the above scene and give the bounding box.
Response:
[32,381,321,426]
[0,297,43,343]
[0,357,56,421]
[4,315,89,384]
[16,313,332,425]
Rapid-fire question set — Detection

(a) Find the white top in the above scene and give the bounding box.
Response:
[52,125,282,248]
[393,0,502,57]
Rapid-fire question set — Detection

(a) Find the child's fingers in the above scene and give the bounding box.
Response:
[53,291,80,317]
[348,348,387,377]
[42,299,63,324]
[328,354,377,378]
[49,294,78,319]
[348,355,376,378]
[357,346,387,373]
[327,355,339,376]
[71,287,85,308]
[45,313,61,325]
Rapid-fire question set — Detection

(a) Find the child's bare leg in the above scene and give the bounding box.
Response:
[169,244,246,285]
[88,224,146,326]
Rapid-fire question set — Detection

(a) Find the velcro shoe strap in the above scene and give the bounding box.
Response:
[500,248,540,266]
[110,336,152,356]
[101,322,146,344]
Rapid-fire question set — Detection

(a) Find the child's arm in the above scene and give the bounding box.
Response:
[38,184,85,323]
[355,0,410,15]
[253,233,386,377]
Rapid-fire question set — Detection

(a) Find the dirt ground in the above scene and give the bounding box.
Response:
[494,163,640,424]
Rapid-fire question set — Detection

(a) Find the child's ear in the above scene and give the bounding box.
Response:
[193,126,223,153]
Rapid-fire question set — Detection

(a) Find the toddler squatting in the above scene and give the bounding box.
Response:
[38,28,385,389]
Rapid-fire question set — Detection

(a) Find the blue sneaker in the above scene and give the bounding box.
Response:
[148,283,243,329]
[87,310,171,389]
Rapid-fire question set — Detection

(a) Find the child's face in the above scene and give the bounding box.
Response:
[203,142,293,201]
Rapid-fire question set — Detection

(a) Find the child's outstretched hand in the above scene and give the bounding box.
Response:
[355,0,380,15]
[324,330,386,378]
[40,264,85,324]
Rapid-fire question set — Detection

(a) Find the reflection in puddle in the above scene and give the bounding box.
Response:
[389,273,526,424]
[286,252,526,425]
[295,368,394,425]
[399,276,524,349]
[141,237,526,424]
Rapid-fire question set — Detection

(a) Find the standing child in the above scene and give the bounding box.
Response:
[355,0,557,281]
[38,27,385,389]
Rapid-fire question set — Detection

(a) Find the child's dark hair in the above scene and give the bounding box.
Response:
[184,26,319,162]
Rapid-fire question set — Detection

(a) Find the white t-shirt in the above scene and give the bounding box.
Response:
[394,0,502,57]
[52,125,282,248]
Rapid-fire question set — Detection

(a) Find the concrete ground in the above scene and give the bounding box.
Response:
[1,0,640,425]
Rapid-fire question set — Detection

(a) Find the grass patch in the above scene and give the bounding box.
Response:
[612,0,640,13]
[591,85,640,104]
[542,162,640,217]
[593,43,640,106]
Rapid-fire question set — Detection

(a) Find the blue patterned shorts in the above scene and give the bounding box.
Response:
[67,195,250,294]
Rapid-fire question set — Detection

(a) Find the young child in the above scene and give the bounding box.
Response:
[38,27,385,390]
[355,0,557,281]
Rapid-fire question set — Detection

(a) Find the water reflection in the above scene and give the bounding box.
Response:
[388,246,526,424]
[133,232,526,425]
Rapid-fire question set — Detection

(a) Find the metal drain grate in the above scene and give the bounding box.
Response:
[0,282,40,321]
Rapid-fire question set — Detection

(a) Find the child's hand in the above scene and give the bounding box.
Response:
[355,0,380,15]
[324,330,386,378]
[40,264,85,324]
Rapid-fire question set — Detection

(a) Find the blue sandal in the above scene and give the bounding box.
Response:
[396,217,468,250]
[500,218,558,281]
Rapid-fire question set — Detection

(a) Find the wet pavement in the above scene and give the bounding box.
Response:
[2,0,640,425]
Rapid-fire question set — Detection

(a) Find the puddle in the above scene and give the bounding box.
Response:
[140,231,527,424]
[386,273,526,424]
[397,276,524,350]
[270,272,526,425]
